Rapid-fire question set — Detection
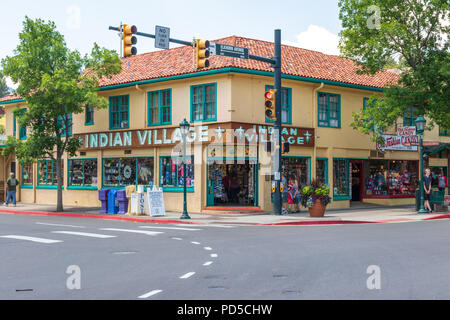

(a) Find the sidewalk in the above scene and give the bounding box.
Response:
[0,202,449,226]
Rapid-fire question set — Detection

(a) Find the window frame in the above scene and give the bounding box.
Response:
[159,155,195,193]
[67,158,99,190]
[265,85,292,124]
[190,83,217,123]
[439,127,450,137]
[37,159,64,189]
[332,158,350,200]
[403,106,418,127]
[85,106,94,126]
[317,92,341,128]
[109,94,130,130]
[21,163,34,188]
[57,113,73,137]
[102,157,155,189]
[316,158,329,185]
[147,89,172,126]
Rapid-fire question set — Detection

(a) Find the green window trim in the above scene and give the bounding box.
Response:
[403,106,418,127]
[265,85,292,124]
[14,108,27,140]
[159,155,195,192]
[109,95,130,130]
[37,159,64,187]
[147,89,172,126]
[439,127,450,136]
[102,157,155,189]
[20,185,33,189]
[332,158,350,200]
[21,163,34,187]
[316,158,329,185]
[318,92,341,128]
[57,113,73,137]
[281,156,311,184]
[85,106,94,125]
[190,83,217,123]
[68,158,98,188]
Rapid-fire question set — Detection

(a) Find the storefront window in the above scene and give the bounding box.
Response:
[364,160,418,196]
[333,159,349,198]
[21,163,33,185]
[103,157,154,188]
[68,159,98,187]
[316,159,328,184]
[282,157,310,186]
[38,159,63,186]
[160,156,194,190]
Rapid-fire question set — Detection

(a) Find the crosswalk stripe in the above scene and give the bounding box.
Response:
[138,290,163,299]
[51,231,116,239]
[99,228,163,236]
[139,226,202,231]
[0,235,62,244]
[36,222,85,228]
[179,272,195,279]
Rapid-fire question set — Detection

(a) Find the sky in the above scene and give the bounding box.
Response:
[1,0,343,89]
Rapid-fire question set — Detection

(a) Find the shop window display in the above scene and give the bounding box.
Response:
[21,163,33,185]
[333,159,349,197]
[282,157,310,186]
[103,158,154,188]
[160,156,194,189]
[316,159,327,184]
[68,159,98,187]
[38,159,63,186]
[364,160,418,196]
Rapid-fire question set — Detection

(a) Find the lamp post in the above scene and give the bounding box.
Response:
[415,115,428,214]
[179,119,191,220]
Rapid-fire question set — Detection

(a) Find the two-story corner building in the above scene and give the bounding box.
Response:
[0,36,448,212]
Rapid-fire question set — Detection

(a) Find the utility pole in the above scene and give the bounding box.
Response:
[272,29,282,215]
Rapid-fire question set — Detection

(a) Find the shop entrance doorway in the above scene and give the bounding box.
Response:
[207,162,257,207]
[350,160,364,202]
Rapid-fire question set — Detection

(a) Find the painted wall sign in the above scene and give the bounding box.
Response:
[75,122,315,151]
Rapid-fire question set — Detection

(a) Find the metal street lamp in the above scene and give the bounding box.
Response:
[415,115,428,214]
[179,119,191,220]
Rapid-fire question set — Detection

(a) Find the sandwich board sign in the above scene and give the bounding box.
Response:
[146,186,166,217]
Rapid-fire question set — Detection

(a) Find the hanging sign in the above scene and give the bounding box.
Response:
[377,134,418,151]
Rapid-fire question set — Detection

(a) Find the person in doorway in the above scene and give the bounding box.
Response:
[222,173,231,203]
[423,168,433,213]
[5,172,19,207]
[438,170,448,194]
[229,173,240,204]
[281,173,289,214]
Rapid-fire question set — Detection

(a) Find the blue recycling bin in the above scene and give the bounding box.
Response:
[116,189,128,215]
[107,189,119,214]
[99,189,110,214]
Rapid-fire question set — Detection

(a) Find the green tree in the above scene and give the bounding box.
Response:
[1,17,122,211]
[0,77,10,98]
[338,0,450,139]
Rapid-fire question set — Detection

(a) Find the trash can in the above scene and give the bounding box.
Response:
[99,189,110,214]
[107,189,119,214]
[117,189,128,215]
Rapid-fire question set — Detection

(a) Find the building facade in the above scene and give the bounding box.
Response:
[0,36,448,212]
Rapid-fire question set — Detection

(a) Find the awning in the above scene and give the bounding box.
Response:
[424,142,449,156]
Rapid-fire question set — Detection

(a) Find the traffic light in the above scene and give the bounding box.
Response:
[196,39,210,69]
[265,89,276,121]
[122,24,137,57]
[281,141,290,154]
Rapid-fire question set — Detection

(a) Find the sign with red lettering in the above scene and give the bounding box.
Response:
[377,134,418,151]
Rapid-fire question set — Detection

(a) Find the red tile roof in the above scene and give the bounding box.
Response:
[0,35,399,103]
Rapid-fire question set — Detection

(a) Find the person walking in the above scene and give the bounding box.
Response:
[438,170,448,194]
[281,173,289,215]
[423,168,433,213]
[5,172,19,207]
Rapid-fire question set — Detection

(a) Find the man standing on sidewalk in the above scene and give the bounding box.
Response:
[5,172,19,207]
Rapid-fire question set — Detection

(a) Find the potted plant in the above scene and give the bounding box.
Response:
[299,180,332,217]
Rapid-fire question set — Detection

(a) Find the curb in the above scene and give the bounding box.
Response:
[0,209,206,225]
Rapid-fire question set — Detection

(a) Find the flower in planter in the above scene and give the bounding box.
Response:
[299,179,332,208]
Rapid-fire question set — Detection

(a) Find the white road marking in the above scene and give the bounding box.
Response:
[203,261,213,266]
[175,224,234,228]
[210,254,218,258]
[36,222,85,228]
[179,272,196,279]
[204,247,212,251]
[51,231,116,239]
[139,226,202,231]
[191,241,201,245]
[172,237,183,241]
[99,228,163,236]
[0,235,62,244]
[138,290,163,299]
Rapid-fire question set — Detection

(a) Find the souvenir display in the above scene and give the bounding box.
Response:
[104,158,154,187]
[160,156,194,188]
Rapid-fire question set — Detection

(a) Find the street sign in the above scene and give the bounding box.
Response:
[210,42,249,59]
[155,26,170,50]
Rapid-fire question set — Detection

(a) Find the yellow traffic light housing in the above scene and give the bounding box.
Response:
[265,89,276,121]
[123,24,137,57]
[196,39,210,69]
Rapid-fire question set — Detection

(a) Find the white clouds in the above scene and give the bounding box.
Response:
[284,25,340,56]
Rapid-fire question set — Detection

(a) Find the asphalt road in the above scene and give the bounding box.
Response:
[1,212,450,300]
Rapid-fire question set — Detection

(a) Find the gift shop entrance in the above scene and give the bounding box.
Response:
[350,159,364,202]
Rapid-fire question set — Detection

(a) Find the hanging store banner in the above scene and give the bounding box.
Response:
[75,122,315,151]
[377,134,418,151]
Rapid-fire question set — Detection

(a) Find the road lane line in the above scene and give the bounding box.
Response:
[99,228,163,236]
[175,224,234,228]
[172,237,183,241]
[204,247,212,251]
[203,261,213,266]
[210,254,218,258]
[191,241,201,245]
[36,222,85,228]
[139,226,202,231]
[179,272,196,279]
[0,235,62,244]
[138,290,163,299]
[51,231,116,239]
